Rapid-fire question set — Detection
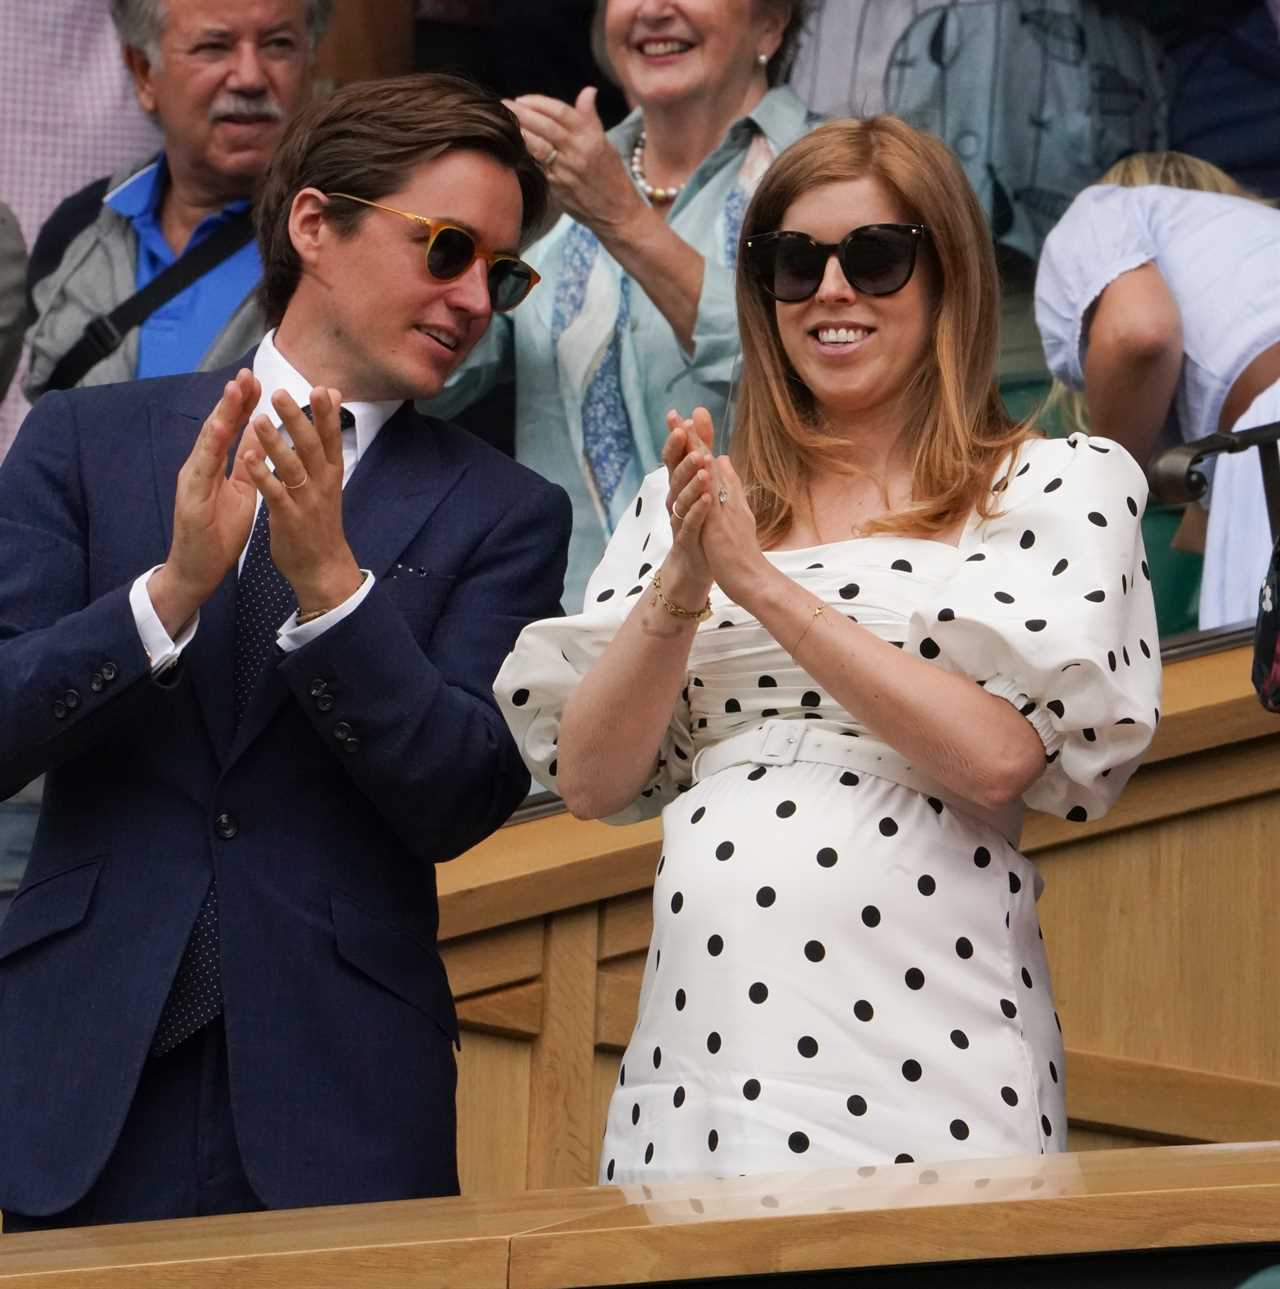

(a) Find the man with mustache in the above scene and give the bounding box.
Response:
[23,0,324,399]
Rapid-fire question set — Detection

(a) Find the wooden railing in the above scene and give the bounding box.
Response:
[4,1143,1279,1285]
[431,641,1280,1193]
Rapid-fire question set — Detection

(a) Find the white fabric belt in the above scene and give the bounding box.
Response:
[690,719,1024,848]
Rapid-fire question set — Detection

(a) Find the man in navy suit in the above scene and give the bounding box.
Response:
[0,73,570,1230]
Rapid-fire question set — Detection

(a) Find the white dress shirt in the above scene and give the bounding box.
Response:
[129,330,402,671]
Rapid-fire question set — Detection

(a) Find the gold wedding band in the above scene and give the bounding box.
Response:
[283,471,310,490]
[544,146,558,170]
[671,502,685,522]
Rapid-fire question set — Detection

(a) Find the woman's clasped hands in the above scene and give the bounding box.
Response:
[661,406,765,607]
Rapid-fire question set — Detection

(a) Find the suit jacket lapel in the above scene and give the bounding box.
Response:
[227,404,469,763]
[149,372,242,765]
[341,404,467,579]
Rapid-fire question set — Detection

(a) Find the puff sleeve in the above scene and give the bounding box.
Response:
[1034,185,1159,390]
[495,469,693,825]
[905,434,1162,823]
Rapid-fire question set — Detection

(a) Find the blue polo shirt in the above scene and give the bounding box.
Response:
[105,157,262,379]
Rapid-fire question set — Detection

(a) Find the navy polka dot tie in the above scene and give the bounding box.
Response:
[153,409,344,1055]
[231,490,296,726]
[153,405,355,1055]
[153,405,355,1056]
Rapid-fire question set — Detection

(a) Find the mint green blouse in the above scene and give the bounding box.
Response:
[428,88,820,612]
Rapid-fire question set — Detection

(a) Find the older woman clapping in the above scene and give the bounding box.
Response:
[429,0,819,612]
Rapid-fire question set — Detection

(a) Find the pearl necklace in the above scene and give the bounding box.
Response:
[630,132,684,204]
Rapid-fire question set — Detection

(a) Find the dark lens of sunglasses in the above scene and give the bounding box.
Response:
[839,228,917,296]
[488,260,534,312]
[769,236,828,302]
[426,226,477,281]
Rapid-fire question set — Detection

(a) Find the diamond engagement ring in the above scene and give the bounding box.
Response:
[717,487,729,505]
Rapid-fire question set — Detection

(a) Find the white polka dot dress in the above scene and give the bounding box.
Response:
[496,434,1161,1183]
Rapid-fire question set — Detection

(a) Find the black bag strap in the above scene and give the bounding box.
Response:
[45,213,256,392]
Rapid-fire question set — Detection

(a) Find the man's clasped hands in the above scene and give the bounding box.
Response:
[148,370,364,640]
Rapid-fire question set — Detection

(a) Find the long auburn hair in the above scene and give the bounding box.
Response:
[731,116,1033,545]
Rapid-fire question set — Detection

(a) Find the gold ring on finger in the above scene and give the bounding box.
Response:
[283,471,310,490]
[544,146,558,170]
[671,502,685,522]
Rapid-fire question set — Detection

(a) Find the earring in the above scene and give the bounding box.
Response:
[756,52,768,67]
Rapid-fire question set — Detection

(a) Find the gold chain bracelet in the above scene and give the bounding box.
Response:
[791,603,827,653]
[651,570,712,623]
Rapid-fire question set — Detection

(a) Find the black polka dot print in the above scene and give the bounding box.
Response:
[574,438,1150,1182]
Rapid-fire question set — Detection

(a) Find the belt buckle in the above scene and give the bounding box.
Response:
[757,722,801,766]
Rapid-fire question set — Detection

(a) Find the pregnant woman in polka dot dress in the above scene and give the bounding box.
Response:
[496,118,1161,1183]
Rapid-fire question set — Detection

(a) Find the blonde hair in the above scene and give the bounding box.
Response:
[1098,150,1266,201]
[732,117,1032,546]
[1053,151,1270,432]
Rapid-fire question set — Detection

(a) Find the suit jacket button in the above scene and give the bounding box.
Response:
[309,679,327,697]
[64,688,81,710]
[101,662,119,682]
[90,672,105,692]
[333,721,353,740]
[316,693,335,712]
[343,736,360,753]
[214,812,239,840]
[53,699,68,719]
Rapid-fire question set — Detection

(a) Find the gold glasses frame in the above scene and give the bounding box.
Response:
[326,192,540,311]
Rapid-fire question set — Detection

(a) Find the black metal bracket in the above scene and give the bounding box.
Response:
[1148,420,1280,545]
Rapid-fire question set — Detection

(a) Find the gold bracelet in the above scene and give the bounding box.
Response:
[651,570,712,623]
[791,603,826,654]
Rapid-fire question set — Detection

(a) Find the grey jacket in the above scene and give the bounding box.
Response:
[24,161,265,400]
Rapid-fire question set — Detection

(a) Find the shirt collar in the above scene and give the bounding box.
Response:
[250,330,402,462]
[104,154,254,222]
[104,157,166,220]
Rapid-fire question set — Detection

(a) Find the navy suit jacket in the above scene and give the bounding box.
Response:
[0,364,570,1216]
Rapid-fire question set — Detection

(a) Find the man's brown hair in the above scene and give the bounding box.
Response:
[256,72,548,325]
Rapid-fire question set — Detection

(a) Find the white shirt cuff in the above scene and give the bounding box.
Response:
[277,571,375,653]
[130,566,199,674]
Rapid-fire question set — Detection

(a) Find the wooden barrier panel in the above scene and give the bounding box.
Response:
[3,1144,1279,1287]
[437,641,1280,1192]
[509,1142,1280,1288]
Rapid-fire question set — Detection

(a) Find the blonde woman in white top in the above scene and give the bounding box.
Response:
[1036,152,1280,629]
